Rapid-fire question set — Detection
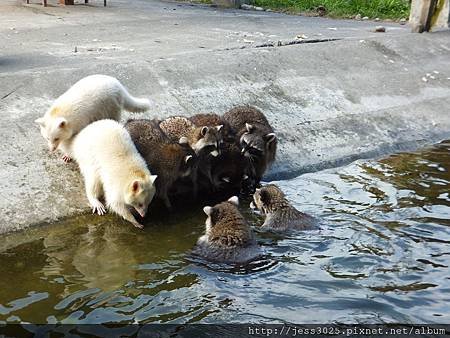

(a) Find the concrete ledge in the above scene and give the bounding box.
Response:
[1,1,450,234]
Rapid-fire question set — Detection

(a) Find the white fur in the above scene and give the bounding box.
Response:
[71,119,157,228]
[35,74,151,156]
[228,196,239,206]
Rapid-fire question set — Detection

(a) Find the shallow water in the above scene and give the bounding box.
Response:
[1,141,450,324]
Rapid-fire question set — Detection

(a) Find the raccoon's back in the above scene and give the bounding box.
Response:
[189,113,223,127]
[223,106,271,131]
[265,208,318,231]
[125,119,167,154]
[159,116,194,141]
[72,119,142,168]
[193,241,261,264]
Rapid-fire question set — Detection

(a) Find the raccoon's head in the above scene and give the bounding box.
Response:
[252,184,285,214]
[192,125,223,157]
[178,138,196,177]
[203,196,241,236]
[35,116,72,151]
[240,123,276,159]
[211,144,252,193]
[125,174,158,218]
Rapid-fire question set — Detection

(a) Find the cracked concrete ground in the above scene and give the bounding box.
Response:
[1,0,450,233]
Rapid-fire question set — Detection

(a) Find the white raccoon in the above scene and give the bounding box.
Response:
[71,119,157,229]
[35,74,151,162]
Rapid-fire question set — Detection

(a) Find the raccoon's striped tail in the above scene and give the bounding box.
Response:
[122,88,151,112]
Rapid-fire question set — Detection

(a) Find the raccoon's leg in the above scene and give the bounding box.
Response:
[112,202,144,229]
[190,168,199,199]
[160,186,173,210]
[59,140,72,163]
[84,171,106,215]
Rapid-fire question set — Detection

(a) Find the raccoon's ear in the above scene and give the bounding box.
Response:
[201,126,209,136]
[203,206,213,216]
[131,180,141,193]
[149,175,158,184]
[259,189,270,205]
[57,117,67,129]
[228,196,239,206]
[185,155,193,164]
[179,137,189,145]
[35,117,45,127]
[245,123,254,133]
[264,133,276,144]
[216,124,223,132]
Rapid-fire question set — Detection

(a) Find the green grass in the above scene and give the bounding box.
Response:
[252,0,410,19]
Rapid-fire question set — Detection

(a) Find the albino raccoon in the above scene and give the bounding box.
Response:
[71,119,157,229]
[125,119,195,210]
[35,74,151,162]
[210,142,254,194]
[159,116,222,156]
[223,106,277,184]
[193,196,261,264]
[252,184,317,231]
[189,113,236,143]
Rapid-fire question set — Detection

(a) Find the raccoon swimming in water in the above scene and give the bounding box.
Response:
[35,74,150,163]
[193,196,261,264]
[252,184,317,232]
[223,106,277,186]
[125,119,195,210]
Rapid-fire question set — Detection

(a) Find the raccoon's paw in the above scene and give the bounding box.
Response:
[62,154,72,163]
[91,200,106,216]
[133,221,144,229]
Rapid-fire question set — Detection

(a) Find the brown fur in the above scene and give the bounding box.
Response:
[207,201,253,247]
[253,184,317,231]
[189,113,235,142]
[125,119,195,209]
[194,197,261,263]
[159,116,222,155]
[223,106,277,183]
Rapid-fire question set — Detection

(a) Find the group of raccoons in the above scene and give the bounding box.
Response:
[35,74,317,264]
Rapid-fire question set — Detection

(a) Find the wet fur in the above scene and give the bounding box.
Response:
[253,184,317,231]
[194,197,261,263]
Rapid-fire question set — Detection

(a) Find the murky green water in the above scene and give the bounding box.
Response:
[1,141,450,324]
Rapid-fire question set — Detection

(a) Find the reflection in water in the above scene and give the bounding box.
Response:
[0,141,450,324]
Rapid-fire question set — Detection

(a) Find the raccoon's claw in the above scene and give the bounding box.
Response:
[133,222,144,229]
[62,154,72,163]
[91,201,106,215]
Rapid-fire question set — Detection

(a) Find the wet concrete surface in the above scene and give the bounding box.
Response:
[0,0,450,233]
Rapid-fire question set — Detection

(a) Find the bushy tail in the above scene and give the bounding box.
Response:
[122,88,151,112]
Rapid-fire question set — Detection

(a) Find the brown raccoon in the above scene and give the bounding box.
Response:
[189,113,236,142]
[223,106,277,183]
[193,196,261,263]
[159,116,222,156]
[252,184,317,231]
[125,119,195,209]
[209,142,254,194]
